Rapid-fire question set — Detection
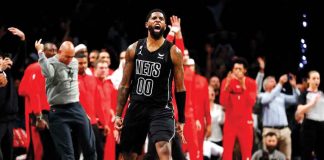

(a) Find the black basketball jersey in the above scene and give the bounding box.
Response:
[130,38,174,107]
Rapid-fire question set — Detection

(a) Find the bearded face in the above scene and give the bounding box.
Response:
[265,135,278,153]
[148,25,165,40]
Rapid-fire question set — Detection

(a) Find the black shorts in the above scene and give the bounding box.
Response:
[119,102,175,154]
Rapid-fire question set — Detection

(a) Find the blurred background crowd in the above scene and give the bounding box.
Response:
[1,0,322,78]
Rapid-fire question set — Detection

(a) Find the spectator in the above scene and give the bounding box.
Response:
[203,85,224,160]
[18,42,59,160]
[252,132,286,160]
[0,56,8,87]
[258,73,300,160]
[220,56,257,160]
[0,27,26,160]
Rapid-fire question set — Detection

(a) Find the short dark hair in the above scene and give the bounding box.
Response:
[75,52,87,58]
[0,51,12,59]
[44,42,56,50]
[146,8,166,22]
[265,131,277,138]
[231,56,249,69]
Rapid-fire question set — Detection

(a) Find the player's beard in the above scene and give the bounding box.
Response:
[148,26,165,40]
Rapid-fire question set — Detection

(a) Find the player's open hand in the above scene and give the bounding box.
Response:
[8,27,25,41]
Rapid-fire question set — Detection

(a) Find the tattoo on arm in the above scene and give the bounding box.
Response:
[115,42,136,117]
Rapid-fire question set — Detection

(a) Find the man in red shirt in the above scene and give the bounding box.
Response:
[220,57,257,160]
[19,42,58,160]
[182,59,201,160]
[190,59,211,159]
[98,51,114,77]
[92,59,116,160]
[182,58,211,160]
[75,53,108,160]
